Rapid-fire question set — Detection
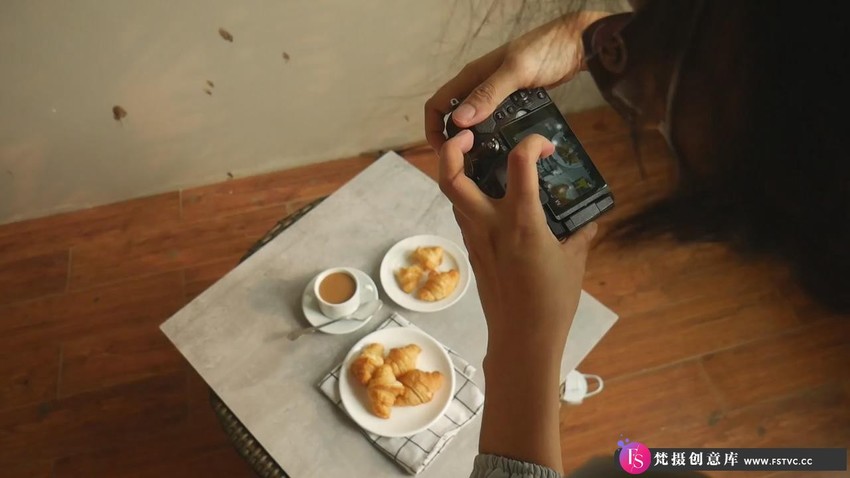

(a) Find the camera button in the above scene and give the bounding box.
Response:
[494,110,506,121]
[482,137,501,153]
[505,105,516,115]
[537,90,547,99]
[572,203,601,226]
[597,196,614,211]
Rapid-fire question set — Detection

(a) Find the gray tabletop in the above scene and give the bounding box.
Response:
[161,152,617,477]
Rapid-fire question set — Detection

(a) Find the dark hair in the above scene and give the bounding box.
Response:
[612,1,849,312]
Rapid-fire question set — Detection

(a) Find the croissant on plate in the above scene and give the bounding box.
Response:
[367,364,404,419]
[395,370,444,406]
[417,269,460,302]
[395,264,425,293]
[411,246,443,271]
[349,343,385,385]
[384,344,421,377]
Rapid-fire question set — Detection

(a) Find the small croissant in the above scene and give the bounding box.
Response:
[384,344,421,377]
[396,370,444,406]
[395,264,425,293]
[411,246,443,271]
[349,343,384,385]
[417,269,460,302]
[367,364,404,418]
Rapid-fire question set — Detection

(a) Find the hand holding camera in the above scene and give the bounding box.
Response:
[430,10,614,472]
[444,87,613,239]
[424,11,611,150]
[437,130,598,348]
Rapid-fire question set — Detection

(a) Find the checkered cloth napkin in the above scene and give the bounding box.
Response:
[318,312,485,474]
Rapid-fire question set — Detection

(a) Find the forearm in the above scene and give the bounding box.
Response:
[572,11,616,71]
[479,337,565,473]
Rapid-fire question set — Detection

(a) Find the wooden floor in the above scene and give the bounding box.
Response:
[0,107,847,478]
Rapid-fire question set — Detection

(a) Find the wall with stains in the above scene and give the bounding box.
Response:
[0,0,613,225]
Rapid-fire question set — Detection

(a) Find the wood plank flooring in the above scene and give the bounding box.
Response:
[0,107,846,477]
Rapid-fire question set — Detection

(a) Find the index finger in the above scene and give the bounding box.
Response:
[424,72,480,150]
[438,130,493,219]
[505,134,555,206]
[424,48,506,150]
[424,102,450,152]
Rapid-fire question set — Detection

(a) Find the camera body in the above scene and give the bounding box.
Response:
[445,88,614,240]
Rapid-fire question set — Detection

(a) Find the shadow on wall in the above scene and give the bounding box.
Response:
[0,0,610,226]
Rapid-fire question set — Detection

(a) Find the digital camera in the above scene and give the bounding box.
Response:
[445,88,614,240]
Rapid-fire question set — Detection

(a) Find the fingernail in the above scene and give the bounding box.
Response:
[453,103,476,123]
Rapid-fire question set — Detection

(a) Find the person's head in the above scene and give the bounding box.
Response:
[583,0,849,312]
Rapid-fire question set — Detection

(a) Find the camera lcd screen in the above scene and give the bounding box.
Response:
[502,104,604,217]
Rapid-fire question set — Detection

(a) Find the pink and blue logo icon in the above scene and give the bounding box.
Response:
[617,437,651,474]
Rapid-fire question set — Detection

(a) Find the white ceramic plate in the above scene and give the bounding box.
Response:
[379,235,471,313]
[301,268,378,335]
[339,327,455,438]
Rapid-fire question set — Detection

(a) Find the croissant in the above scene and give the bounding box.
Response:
[396,370,444,406]
[384,344,421,377]
[411,246,443,270]
[367,364,404,418]
[349,343,385,385]
[417,269,460,302]
[395,264,425,293]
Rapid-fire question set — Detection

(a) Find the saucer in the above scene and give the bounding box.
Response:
[302,268,378,335]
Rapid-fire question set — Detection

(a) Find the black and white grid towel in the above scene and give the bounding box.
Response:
[318,312,485,474]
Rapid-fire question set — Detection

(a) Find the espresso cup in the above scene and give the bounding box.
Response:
[314,267,361,319]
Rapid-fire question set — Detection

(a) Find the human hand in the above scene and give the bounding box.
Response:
[438,130,597,358]
[440,130,597,472]
[425,11,611,150]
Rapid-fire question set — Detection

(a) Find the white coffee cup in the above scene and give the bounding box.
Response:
[314,267,361,319]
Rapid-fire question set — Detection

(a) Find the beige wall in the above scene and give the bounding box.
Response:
[0,0,613,225]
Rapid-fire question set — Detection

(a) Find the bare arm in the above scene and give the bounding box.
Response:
[430,11,612,474]
[480,338,567,471]
[438,132,597,474]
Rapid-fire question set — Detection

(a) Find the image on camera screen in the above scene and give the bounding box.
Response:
[508,117,597,211]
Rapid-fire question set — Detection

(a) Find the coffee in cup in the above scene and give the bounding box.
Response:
[319,272,356,304]
[314,268,361,319]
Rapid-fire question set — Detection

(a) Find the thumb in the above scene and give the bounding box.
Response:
[451,67,519,128]
[561,221,598,261]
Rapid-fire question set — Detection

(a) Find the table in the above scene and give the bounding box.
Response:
[161,152,618,476]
